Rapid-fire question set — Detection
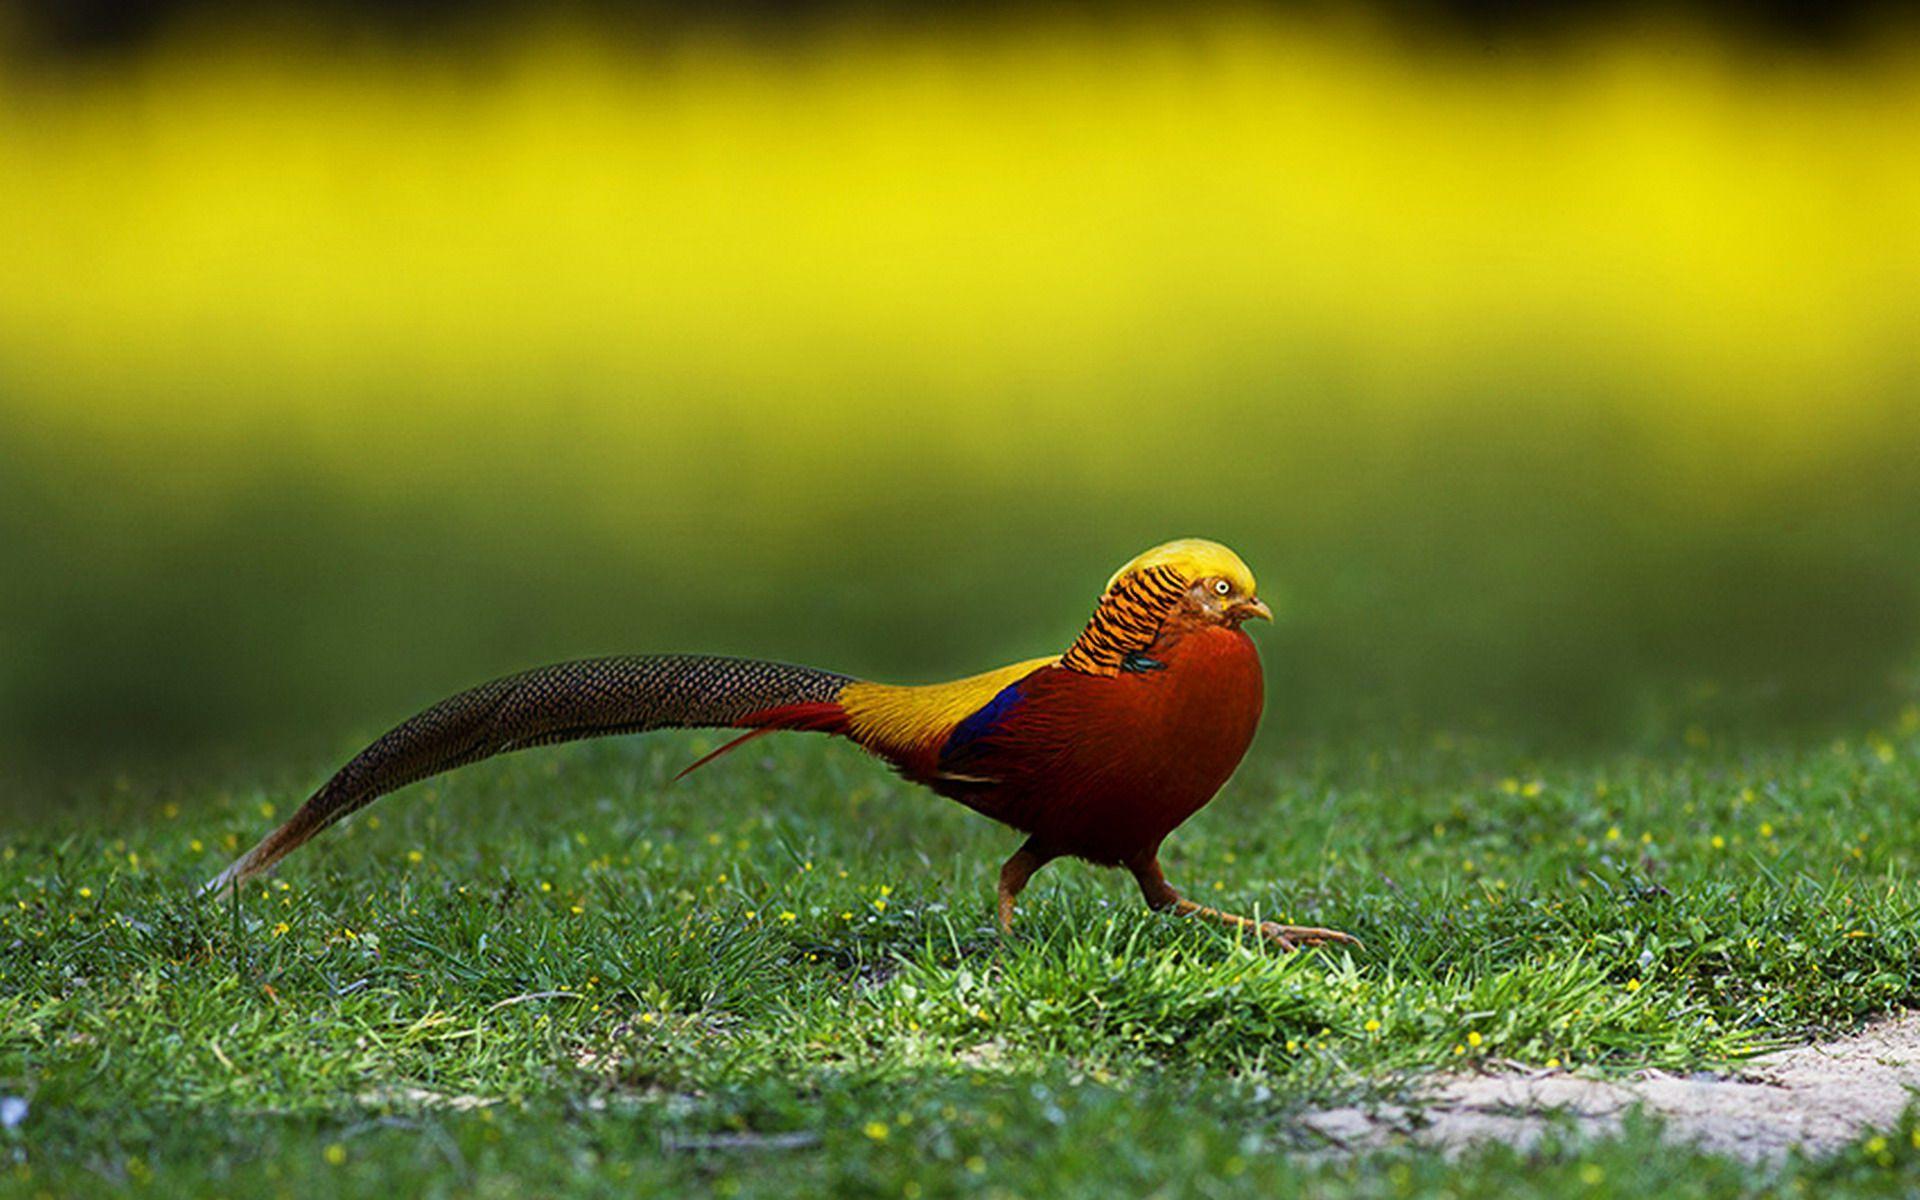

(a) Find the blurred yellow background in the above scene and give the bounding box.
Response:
[3,11,1919,775]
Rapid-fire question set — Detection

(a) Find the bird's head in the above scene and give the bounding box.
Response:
[1060,538,1269,675]
[1106,538,1272,628]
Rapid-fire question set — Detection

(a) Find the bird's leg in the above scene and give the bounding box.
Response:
[1127,853,1360,951]
[997,839,1056,934]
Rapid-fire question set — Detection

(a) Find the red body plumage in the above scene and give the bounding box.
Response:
[920,624,1263,865]
[716,624,1264,867]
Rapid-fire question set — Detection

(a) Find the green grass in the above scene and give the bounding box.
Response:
[8,716,1920,1196]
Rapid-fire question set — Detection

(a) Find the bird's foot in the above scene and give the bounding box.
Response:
[1255,922,1362,952]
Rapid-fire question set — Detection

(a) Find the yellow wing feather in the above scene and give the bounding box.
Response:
[838,655,1059,758]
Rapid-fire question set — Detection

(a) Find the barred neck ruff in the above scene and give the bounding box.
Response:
[1059,562,1189,676]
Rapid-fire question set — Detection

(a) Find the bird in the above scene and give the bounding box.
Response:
[204,538,1357,949]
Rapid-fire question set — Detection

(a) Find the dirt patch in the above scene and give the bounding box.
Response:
[1302,1012,1920,1161]
[352,1086,498,1111]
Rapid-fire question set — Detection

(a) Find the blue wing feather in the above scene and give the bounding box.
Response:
[937,680,1028,773]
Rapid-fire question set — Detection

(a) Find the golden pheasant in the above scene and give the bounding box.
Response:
[206,539,1355,948]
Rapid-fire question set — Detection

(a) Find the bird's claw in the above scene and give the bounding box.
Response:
[1256,921,1362,952]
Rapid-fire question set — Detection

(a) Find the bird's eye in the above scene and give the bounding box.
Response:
[1213,579,1231,596]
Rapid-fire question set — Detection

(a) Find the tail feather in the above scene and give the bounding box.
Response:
[673,701,851,780]
[202,655,851,897]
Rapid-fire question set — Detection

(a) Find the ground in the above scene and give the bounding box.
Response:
[1301,1012,1920,1161]
[7,715,1920,1197]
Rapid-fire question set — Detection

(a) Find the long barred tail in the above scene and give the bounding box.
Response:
[201,655,852,896]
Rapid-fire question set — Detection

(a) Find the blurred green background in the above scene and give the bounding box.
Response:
[4,4,1920,797]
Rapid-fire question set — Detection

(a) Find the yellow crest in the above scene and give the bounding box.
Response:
[1104,538,1257,597]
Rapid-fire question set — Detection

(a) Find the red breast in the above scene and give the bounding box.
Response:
[935,624,1264,864]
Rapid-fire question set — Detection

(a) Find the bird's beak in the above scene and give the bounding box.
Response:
[1230,597,1273,623]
